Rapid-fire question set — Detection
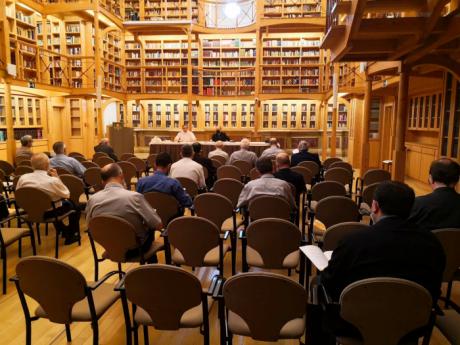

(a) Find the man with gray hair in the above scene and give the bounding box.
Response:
[208,140,229,162]
[15,135,33,161]
[50,141,86,177]
[228,138,258,167]
[291,140,321,168]
[260,137,284,159]
[94,138,118,161]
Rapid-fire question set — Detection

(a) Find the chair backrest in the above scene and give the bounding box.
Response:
[194,193,233,229]
[94,156,115,168]
[15,165,34,176]
[81,160,99,169]
[117,161,137,187]
[68,152,85,159]
[315,196,360,228]
[16,155,31,166]
[16,256,87,324]
[361,182,380,206]
[0,160,15,176]
[73,155,87,163]
[93,152,108,160]
[246,218,301,268]
[340,278,433,345]
[311,181,347,202]
[211,159,223,169]
[217,165,242,181]
[143,191,180,226]
[249,167,260,180]
[248,195,291,221]
[291,166,314,185]
[17,159,32,167]
[12,175,20,190]
[324,167,353,186]
[223,272,307,342]
[203,166,209,180]
[128,157,146,174]
[432,228,460,283]
[88,215,139,262]
[233,160,251,176]
[15,187,53,223]
[323,222,369,251]
[213,178,244,208]
[323,157,342,170]
[212,155,227,165]
[176,177,198,199]
[167,216,220,267]
[329,161,353,174]
[120,153,136,161]
[124,265,203,330]
[83,167,103,192]
[59,174,85,206]
[54,166,72,176]
[147,154,157,170]
[298,160,320,176]
[362,169,391,187]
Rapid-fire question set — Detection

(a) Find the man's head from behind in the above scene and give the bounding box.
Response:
[429,158,460,189]
[155,152,172,173]
[101,163,124,186]
[275,152,290,170]
[298,140,310,152]
[371,181,415,222]
[240,138,250,150]
[269,138,278,147]
[181,144,193,158]
[215,140,224,150]
[256,157,274,175]
[21,135,33,148]
[192,142,202,155]
[31,153,50,171]
[52,141,66,155]
[99,138,110,147]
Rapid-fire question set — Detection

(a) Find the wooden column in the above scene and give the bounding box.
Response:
[94,10,104,139]
[392,67,410,181]
[187,29,192,129]
[321,101,328,161]
[4,79,16,162]
[360,78,372,174]
[330,64,339,157]
[254,28,262,136]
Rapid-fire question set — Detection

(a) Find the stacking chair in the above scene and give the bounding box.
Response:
[329,161,353,174]
[249,167,259,180]
[217,165,242,181]
[83,167,103,196]
[68,151,85,158]
[146,154,157,174]
[299,160,320,177]
[324,167,353,195]
[358,182,380,218]
[194,193,241,274]
[356,168,391,196]
[118,161,137,190]
[54,166,72,176]
[0,160,15,181]
[128,157,147,179]
[117,265,213,345]
[82,160,99,169]
[73,155,87,163]
[16,155,31,167]
[211,158,223,169]
[92,152,108,160]
[143,191,181,226]
[120,152,136,161]
[15,165,34,176]
[232,160,251,181]
[12,256,119,345]
[212,155,227,165]
[222,272,307,343]
[322,222,369,251]
[88,215,164,281]
[291,165,314,208]
[311,196,360,243]
[176,177,199,199]
[59,174,87,210]
[323,157,342,170]
[248,195,291,222]
[334,278,434,345]
[15,187,77,258]
[241,218,302,280]
[166,216,230,275]
[213,178,244,210]
[94,156,115,168]
[17,159,32,167]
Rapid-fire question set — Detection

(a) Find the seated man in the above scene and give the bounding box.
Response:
[50,141,86,177]
[192,142,216,188]
[228,138,258,167]
[94,138,118,161]
[208,140,229,163]
[237,157,296,210]
[137,152,192,215]
[169,144,206,190]
[86,163,162,255]
[260,138,284,159]
[274,152,306,203]
[317,181,445,343]
[16,153,80,244]
[291,140,321,168]
[212,126,230,142]
[16,135,33,161]
[409,158,460,231]
[174,124,196,143]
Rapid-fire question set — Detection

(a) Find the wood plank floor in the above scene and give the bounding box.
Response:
[0,178,456,345]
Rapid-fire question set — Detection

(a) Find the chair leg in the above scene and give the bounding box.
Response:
[35,223,41,245]
[445,281,453,309]
[143,326,149,345]
[2,249,6,295]
[30,231,37,256]
[65,324,72,342]
[25,318,32,345]
[92,321,99,345]
[55,226,59,259]
[45,223,49,236]
[118,263,123,280]
[18,238,22,258]
[231,232,236,276]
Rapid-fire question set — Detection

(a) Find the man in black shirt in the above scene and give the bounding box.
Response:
[192,142,216,189]
[291,140,321,168]
[211,126,230,142]
[274,152,306,204]
[409,158,460,231]
[94,138,119,161]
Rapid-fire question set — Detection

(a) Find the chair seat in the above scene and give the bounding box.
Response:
[359,202,371,216]
[1,227,30,246]
[102,239,164,263]
[228,311,305,339]
[134,296,214,328]
[436,310,460,345]
[246,247,299,269]
[172,244,230,266]
[35,283,119,322]
[221,213,244,232]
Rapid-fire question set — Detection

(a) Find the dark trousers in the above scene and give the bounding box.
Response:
[44,200,81,238]
[125,230,156,262]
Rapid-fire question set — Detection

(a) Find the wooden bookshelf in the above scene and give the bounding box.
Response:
[124,0,198,22]
[125,38,142,93]
[262,100,319,130]
[263,0,322,18]
[327,101,349,129]
[103,30,123,92]
[69,98,82,137]
[202,101,255,129]
[440,73,460,159]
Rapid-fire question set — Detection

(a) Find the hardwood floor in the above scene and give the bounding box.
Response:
[0,179,456,345]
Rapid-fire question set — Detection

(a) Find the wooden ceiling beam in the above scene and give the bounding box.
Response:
[357,18,426,35]
[364,0,427,12]
[349,39,397,54]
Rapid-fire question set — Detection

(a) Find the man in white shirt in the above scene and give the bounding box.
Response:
[237,157,296,210]
[174,124,196,143]
[170,144,206,189]
[260,137,284,159]
[208,140,229,162]
[16,153,80,244]
[228,138,258,167]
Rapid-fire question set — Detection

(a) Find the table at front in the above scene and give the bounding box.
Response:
[149,142,269,161]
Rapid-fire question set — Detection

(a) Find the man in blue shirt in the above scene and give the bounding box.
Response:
[137,152,193,215]
[50,141,86,177]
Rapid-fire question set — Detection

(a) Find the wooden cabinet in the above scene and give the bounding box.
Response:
[405,143,439,182]
[262,100,320,130]
[408,93,442,131]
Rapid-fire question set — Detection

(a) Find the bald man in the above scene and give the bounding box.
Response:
[274,152,306,202]
[208,141,229,162]
[228,138,258,167]
[260,138,284,159]
[94,138,118,161]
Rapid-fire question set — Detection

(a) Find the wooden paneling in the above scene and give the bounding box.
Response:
[405,142,439,182]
